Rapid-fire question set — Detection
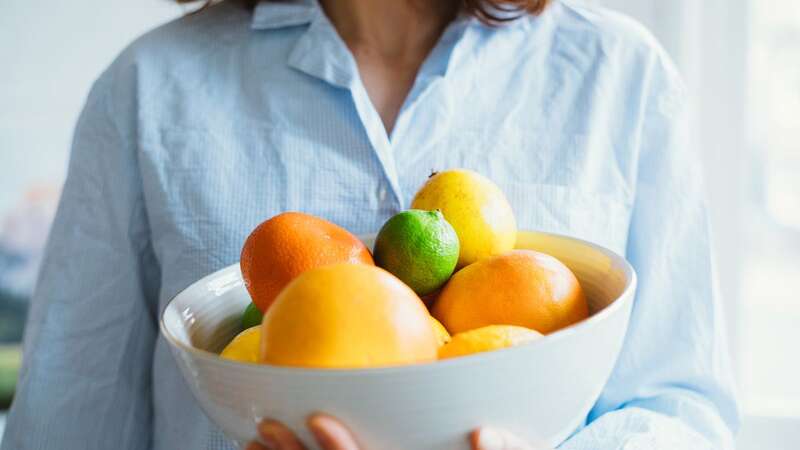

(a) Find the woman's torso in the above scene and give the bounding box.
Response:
[117,1,663,447]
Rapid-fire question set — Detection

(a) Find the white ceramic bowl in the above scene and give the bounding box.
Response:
[161,231,636,449]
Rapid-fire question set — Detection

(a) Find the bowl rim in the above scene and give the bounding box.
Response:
[159,230,638,376]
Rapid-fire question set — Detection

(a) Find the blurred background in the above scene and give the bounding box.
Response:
[0,0,797,447]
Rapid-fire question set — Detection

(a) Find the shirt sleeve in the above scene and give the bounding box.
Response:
[1,73,159,450]
[559,50,739,450]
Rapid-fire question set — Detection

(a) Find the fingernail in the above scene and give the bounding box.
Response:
[309,425,332,449]
[476,428,505,450]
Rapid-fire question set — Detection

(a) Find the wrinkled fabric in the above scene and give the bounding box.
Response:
[2,0,738,449]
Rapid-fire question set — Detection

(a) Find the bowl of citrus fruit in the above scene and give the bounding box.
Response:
[161,169,637,450]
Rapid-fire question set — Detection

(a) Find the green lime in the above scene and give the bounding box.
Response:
[241,302,263,329]
[373,209,460,296]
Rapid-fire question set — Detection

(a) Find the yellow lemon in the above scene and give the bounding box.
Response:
[429,316,451,346]
[220,326,261,363]
[438,325,542,360]
[411,169,517,267]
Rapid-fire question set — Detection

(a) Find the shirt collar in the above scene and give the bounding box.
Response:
[249,0,499,89]
[251,0,319,30]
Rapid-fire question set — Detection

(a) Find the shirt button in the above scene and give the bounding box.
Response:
[378,187,388,202]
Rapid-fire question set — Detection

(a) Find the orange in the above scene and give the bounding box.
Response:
[438,325,542,360]
[260,263,438,368]
[240,212,374,313]
[432,250,588,335]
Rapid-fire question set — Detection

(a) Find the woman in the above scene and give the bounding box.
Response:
[2,0,738,449]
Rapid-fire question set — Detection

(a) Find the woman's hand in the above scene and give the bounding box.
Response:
[245,415,358,450]
[245,415,552,450]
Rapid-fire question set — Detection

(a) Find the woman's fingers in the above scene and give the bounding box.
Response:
[307,413,361,450]
[244,441,269,450]
[249,415,358,450]
[255,419,307,450]
[470,427,552,450]
[251,418,541,450]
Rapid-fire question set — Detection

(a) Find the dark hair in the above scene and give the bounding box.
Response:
[178,0,551,25]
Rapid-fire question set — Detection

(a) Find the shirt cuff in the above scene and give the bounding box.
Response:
[558,405,727,450]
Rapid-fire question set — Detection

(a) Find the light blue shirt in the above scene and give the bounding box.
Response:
[2,1,738,449]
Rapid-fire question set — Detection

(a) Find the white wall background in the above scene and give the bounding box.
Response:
[0,0,182,213]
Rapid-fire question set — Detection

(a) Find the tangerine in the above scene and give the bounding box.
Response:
[240,212,374,313]
[433,250,588,335]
